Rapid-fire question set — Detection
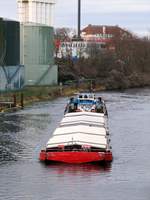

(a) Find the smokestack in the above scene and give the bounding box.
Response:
[78,0,81,39]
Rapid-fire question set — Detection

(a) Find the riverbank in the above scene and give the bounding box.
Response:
[0,86,59,112]
[1,80,149,113]
[0,84,92,112]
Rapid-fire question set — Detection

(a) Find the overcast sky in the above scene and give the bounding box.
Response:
[0,0,150,36]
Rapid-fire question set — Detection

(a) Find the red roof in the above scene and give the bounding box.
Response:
[82,24,128,35]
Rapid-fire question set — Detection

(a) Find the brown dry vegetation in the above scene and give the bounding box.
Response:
[57,32,150,90]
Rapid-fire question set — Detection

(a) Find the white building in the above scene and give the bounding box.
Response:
[17,0,56,26]
[57,41,89,59]
[57,41,106,59]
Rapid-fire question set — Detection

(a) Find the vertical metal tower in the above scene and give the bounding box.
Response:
[17,0,56,26]
[78,0,81,39]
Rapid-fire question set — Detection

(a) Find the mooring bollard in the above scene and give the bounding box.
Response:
[13,94,17,108]
[59,82,63,96]
[20,93,24,108]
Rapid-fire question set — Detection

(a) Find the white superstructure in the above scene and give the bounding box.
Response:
[17,0,56,26]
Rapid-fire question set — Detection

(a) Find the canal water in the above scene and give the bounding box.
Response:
[0,88,150,200]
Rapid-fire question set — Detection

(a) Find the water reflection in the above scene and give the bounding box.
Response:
[43,162,112,176]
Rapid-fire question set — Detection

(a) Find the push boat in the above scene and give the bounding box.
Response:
[40,94,112,164]
[64,93,108,115]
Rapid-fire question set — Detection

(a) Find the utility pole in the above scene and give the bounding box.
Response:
[72,0,83,41]
[78,0,81,39]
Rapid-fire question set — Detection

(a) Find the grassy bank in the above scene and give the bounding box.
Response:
[1,81,149,113]
[0,86,61,109]
[0,85,81,112]
[0,82,107,113]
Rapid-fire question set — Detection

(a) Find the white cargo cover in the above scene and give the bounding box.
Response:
[53,125,107,136]
[65,112,105,118]
[47,133,107,149]
[46,111,108,149]
[60,113,105,127]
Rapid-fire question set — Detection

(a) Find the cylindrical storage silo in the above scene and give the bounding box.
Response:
[20,23,58,86]
[4,20,20,66]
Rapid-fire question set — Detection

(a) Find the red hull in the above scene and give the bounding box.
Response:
[39,151,112,164]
